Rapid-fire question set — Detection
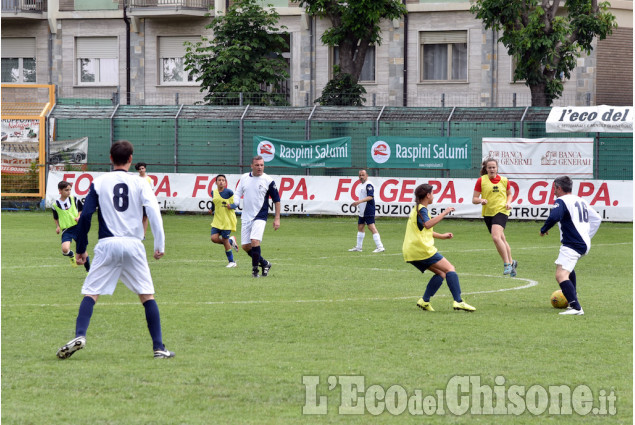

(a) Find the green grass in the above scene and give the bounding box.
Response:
[1,212,632,424]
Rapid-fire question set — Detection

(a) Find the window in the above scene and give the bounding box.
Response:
[1,38,36,83]
[159,36,199,85]
[420,31,467,82]
[76,37,118,85]
[332,45,376,82]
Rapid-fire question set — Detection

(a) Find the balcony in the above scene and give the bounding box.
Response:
[1,0,47,16]
[127,0,213,18]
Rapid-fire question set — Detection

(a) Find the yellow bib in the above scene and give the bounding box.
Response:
[211,189,237,231]
[480,175,509,217]
[402,204,438,262]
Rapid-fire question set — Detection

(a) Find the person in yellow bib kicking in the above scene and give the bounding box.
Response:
[472,158,517,277]
[403,183,475,312]
[52,180,90,272]
[209,174,239,268]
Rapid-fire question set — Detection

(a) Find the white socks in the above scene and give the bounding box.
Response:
[356,232,365,248]
[373,233,384,249]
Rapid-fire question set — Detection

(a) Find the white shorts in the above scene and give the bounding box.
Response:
[555,245,583,272]
[82,237,155,296]
[241,219,267,245]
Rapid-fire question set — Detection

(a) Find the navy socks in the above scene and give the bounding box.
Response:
[75,296,95,337]
[423,275,444,302]
[143,299,164,351]
[559,280,581,310]
[445,272,463,302]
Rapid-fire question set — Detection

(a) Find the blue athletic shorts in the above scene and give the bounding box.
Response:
[211,227,231,239]
[61,225,79,243]
[408,252,444,273]
[358,215,375,225]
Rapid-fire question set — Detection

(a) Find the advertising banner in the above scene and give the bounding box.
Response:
[49,137,88,170]
[546,106,633,133]
[254,136,351,168]
[1,119,40,174]
[367,136,472,169]
[482,138,594,178]
[47,171,632,222]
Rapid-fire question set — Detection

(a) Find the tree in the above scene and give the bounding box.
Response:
[184,0,290,105]
[471,0,617,106]
[314,66,367,106]
[300,0,407,105]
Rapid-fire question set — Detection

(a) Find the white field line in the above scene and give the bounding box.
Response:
[3,274,537,308]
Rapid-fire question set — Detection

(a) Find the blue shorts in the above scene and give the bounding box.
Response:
[61,225,80,244]
[358,215,375,225]
[408,253,444,273]
[211,228,231,239]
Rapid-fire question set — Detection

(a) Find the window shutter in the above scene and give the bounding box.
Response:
[76,37,118,59]
[2,38,36,58]
[159,37,198,58]
[419,31,467,44]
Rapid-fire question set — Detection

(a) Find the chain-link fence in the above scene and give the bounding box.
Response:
[49,105,632,180]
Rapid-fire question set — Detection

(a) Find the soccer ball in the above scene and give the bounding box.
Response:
[550,290,568,309]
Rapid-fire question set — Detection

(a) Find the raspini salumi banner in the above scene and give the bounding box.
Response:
[482,138,594,178]
[253,136,351,168]
[47,171,632,222]
[367,136,472,169]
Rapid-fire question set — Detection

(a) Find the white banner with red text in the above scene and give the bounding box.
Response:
[47,171,632,222]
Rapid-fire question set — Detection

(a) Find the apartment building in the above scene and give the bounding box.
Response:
[1,0,632,107]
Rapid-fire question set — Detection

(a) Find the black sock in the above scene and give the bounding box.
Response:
[64,250,74,257]
[75,296,95,337]
[143,299,164,351]
[559,280,581,310]
[251,246,261,269]
[569,269,577,289]
[84,255,91,272]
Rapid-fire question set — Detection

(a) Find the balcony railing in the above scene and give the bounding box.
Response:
[1,0,47,13]
[128,0,212,8]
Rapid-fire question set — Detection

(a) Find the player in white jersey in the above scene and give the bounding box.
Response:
[233,156,281,278]
[56,140,175,359]
[348,169,384,253]
[540,176,601,316]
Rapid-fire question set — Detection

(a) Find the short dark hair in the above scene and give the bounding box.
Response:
[252,155,264,163]
[135,162,147,171]
[216,174,227,182]
[554,176,573,194]
[58,180,71,190]
[111,140,134,166]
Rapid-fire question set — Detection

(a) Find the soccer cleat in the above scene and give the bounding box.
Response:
[69,255,77,268]
[559,307,584,316]
[348,247,362,252]
[510,260,518,277]
[416,298,435,312]
[503,263,512,275]
[154,349,175,359]
[372,247,385,253]
[453,300,476,312]
[252,268,260,278]
[229,236,239,252]
[56,336,86,359]
[226,262,237,268]
[261,261,272,277]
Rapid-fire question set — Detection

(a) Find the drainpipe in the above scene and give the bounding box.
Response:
[123,1,131,105]
[402,0,408,107]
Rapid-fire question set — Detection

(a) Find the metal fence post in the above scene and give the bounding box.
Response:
[109,104,120,172]
[239,105,250,174]
[175,104,184,173]
[441,93,445,108]
[513,93,517,108]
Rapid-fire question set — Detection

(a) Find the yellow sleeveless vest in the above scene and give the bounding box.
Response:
[480,175,510,217]
[211,189,237,231]
[402,204,438,262]
[54,196,79,230]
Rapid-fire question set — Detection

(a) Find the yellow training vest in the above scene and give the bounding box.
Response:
[402,204,438,262]
[211,189,237,231]
[480,175,510,217]
[54,196,79,230]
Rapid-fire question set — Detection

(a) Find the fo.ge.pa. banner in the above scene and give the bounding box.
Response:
[482,138,594,178]
[546,106,633,133]
[47,171,632,222]
[367,136,472,169]
[254,136,351,168]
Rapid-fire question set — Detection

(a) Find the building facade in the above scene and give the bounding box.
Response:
[2,0,632,107]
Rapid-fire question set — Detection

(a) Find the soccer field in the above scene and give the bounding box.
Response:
[1,212,632,424]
